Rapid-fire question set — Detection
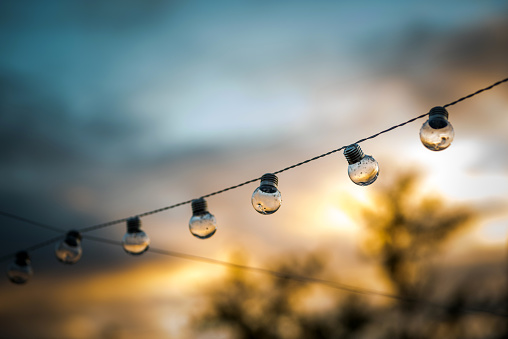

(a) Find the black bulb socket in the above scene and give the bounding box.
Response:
[428,106,450,129]
[344,144,365,165]
[64,230,82,246]
[260,173,278,188]
[15,251,30,266]
[127,216,142,233]
[192,198,208,215]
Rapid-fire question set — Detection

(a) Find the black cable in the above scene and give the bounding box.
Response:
[0,211,63,233]
[0,208,506,318]
[72,76,508,233]
[1,231,505,318]
[0,77,507,259]
[0,235,64,262]
[0,213,66,262]
[82,234,508,319]
[443,77,508,108]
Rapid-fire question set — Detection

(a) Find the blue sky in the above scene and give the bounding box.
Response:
[1,1,508,337]
[1,0,507,271]
[2,0,506,152]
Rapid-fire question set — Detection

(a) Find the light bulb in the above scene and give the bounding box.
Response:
[7,251,33,285]
[122,216,150,255]
[55,230,82,264]
[189,198,217,239]
[251,173,282,215]
[344,144,379,186]
[420,106,454,151]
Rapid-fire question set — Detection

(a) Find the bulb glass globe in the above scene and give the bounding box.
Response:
[122,217,150,255]
[420,106,454,151]
[189,198,217,239]
[251,173,282,215]
[420,118,454,151]
[122,231,150,255]
[7,252,33,285]
[344,144,379,186]
[55,230,82,264]
[189,213,217,239]
[348,155,379,186]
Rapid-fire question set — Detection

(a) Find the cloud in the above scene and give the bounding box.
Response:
[367,11,508,83]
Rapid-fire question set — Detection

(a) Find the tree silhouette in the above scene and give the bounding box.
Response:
[195,253,374,339]
[193,173,506,339]
[360,172,474,297]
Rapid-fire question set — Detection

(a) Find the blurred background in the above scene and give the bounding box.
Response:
[1,0,508,338]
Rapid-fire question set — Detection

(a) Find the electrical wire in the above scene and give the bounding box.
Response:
[0,211,63,233]
[80,234,507,318]
[0,77,507,258]
[0,78,507,315]
[0,212,506,318]
[0,234,64,263]
[74,76,508,233]
[0,78,506,249]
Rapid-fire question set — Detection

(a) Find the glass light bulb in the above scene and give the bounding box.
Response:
[189,198,217,239]
[122,217,150,255]
[251,173,282,215]
[344,144,379,186]
[55,230,82,264]
[7,251,33,285]
[420,106,454,151]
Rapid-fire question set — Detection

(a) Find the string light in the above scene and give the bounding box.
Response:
[25,76,501,237]
[55,230,82,264]
[420,106,455,151]
[343,144,379,186]
[122,216,150,255]
[7,251,33,285]
[0,77,506,294]
[189,198,217,239]
[251,173,282,215]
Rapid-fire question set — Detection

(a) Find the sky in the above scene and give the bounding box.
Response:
[1,0,508,338]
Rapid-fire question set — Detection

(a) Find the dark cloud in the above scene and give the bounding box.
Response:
[437,18,508,75]
[359,11,508,85]
[0,72,80,164]
[0,0,177,30]
[0,68,188,168]
[0,70,141,245]
[0,64,226,269]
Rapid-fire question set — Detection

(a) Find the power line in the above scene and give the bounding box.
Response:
[0,77,507,258]
[0,210,506,318]
[0,211,63,233]
[0,211,66,262]
[0,234,64,263]
[0,77,507,294]
[81,234,507,318]
[443,77,508,108]
[74,76,508,233]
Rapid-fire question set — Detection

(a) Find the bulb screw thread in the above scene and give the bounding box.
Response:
[127,216,142,233]
[429,106,449,119]
[65,230,82,246]
[260,173,278,188]
[192,198,208,215]
[344,144,365,164]
[15,251,30,266]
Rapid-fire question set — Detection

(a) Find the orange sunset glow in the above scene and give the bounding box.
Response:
[1,1,508,338]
